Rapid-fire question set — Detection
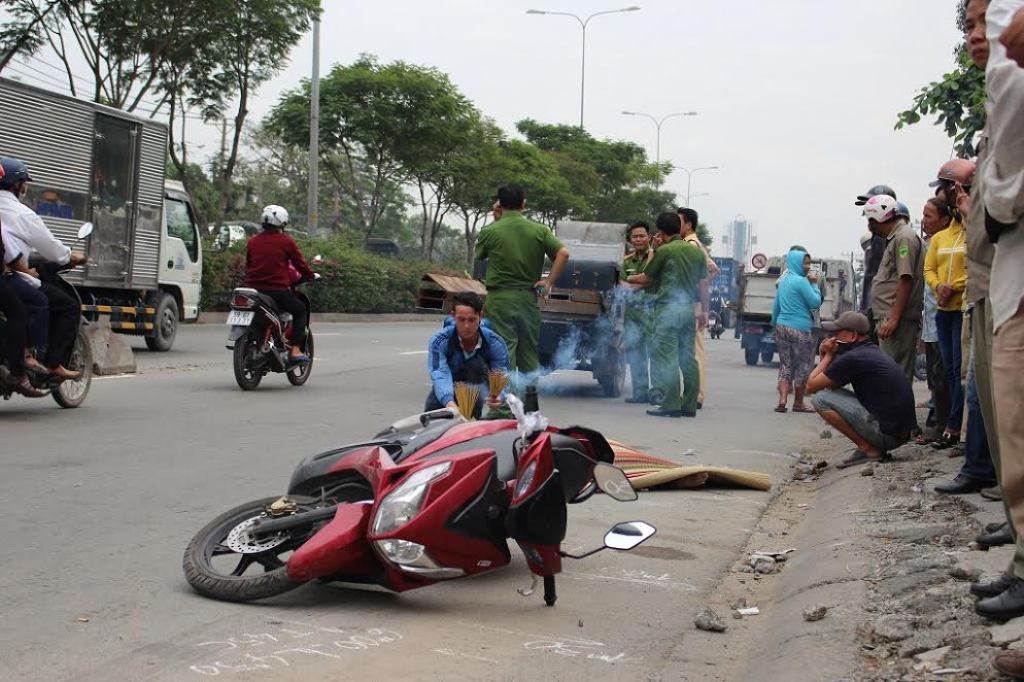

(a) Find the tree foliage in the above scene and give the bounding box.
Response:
[895,0,985,156]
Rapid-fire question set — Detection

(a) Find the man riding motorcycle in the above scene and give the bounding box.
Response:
[0,157,84,381]
[244,205,314,363]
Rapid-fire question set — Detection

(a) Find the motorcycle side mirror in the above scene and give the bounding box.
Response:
[593,462,637,502]
[77,222,94,240]
[604,521,657,551]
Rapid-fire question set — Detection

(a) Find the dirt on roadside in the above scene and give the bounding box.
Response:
[665,432,1018,682]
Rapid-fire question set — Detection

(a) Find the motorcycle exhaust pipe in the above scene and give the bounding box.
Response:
[249,504,339,537]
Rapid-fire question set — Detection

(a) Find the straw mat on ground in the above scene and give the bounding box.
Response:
[608,440,772,491]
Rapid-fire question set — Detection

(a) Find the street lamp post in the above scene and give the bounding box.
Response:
[621,110,697,169]
[527,6,641,128]
[680,165,720,207]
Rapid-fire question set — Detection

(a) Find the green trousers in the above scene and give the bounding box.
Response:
[877,316,920,385]
[485,289,541,398]
[624,306,652,399]
[650,302,699,413]
[973,299,1024,578]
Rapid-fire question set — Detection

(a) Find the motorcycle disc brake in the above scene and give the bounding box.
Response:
[224,516,290,554]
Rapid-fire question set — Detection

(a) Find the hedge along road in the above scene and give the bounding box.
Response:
[0,321,818,681]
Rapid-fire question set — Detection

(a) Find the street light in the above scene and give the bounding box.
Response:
[527,6,641,128]
[679,165,720,207]
[621,110,697,169]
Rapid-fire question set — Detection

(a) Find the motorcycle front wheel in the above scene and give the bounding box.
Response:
[183,496,318,603]
[233,333,263,390]
[53,333,93,408]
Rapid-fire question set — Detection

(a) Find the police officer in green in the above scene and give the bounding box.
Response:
[625,212,708,417]
[475,184,570,396]
[620,221,654,403]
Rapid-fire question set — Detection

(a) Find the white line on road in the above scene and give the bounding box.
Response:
[93,374,138,380]
[432,648,499,664]
[399,350,428,356]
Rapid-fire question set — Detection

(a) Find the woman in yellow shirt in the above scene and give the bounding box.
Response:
[923,197,967,448]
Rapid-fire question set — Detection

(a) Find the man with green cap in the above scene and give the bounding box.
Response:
[620,220,655,403]
[475,184,570,396]
[625,211,708,417]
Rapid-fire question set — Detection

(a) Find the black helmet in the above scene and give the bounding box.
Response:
[854,184,896,206]
[0,157,32,190]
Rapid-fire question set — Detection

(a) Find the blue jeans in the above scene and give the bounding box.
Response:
[935,310,963,431]
[960,360,997,483]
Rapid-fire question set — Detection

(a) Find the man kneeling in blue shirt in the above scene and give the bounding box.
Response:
[806,311,917,469]
[426,292,510,418]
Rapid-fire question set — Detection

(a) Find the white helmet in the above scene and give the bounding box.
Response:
[261,204,289,228]
[862,194,897,223]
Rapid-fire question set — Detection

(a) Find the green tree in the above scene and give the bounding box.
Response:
[895,0,985,156]
[266,55,473,242]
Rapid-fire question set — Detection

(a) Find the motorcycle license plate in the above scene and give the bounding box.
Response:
[226,310,254,326]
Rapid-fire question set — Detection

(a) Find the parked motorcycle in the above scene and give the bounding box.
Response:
[0,223,93,407]
[225,274,319,390]
[183,403,655,606]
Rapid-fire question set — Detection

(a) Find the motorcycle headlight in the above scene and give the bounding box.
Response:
[513,460,538,499]
[372,461,452,534]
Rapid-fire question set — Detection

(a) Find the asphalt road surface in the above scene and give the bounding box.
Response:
[1,321,820,681]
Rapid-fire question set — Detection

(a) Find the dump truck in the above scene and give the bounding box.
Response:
[0,77,202,351]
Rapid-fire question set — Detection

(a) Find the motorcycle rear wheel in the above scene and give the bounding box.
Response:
[183,495,319,603]
[233,334,263,390]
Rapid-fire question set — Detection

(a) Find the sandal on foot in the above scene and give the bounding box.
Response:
[792,404,816,413]
[836,450,891,469]
[931,432,960,450]
[774,404,788,413]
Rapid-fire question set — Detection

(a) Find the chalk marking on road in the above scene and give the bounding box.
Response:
[432,648,499,664]
[561,568,698,591]
[188,625,402,676]
[461,624,629,665]
[93,374,138,380]
[399,350,428,356]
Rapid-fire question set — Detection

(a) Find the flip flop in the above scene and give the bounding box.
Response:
[931,432,961,450]
[774,405,788,413]
[288,354,311,364]
[792,405,816,413]
[836,450,892,469]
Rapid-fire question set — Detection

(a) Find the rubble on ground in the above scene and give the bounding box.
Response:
[694,607,727,633]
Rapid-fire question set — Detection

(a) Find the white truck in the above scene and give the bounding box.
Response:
[0,77,201,351]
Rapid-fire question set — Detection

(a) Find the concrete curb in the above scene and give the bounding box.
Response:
[195,312,442,325]
[83,321,137,375]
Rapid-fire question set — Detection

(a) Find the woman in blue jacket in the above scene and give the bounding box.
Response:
[772,249,822,412]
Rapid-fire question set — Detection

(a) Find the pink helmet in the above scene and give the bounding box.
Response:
[862,194,898,223]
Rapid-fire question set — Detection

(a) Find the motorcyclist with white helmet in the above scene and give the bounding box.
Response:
[244,205,315,363]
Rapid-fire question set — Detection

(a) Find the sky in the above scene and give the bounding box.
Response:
[5,1,966,264]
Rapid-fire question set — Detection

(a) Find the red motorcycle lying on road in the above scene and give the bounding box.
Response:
[183,405,654,607]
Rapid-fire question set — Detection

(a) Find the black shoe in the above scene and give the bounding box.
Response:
[681,409,697,417]
[976,577,1024,620]
[646,408,683,418]
[624,395,649,404]
[986,521,1007,533]
[697,402,703,410]
[971,573,1017,598]
[977,522,1014,549]
[934,474,997,495]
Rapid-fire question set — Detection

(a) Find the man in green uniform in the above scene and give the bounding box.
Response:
[620,221,654,403]
[475,184,570,397]
[626,211,708,417]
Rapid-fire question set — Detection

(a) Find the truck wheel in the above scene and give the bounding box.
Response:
[761,349,774,364]
[744,348,759,366]
[145,293,179,352]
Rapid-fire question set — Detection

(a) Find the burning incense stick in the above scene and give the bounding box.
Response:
[454,382,480,420]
